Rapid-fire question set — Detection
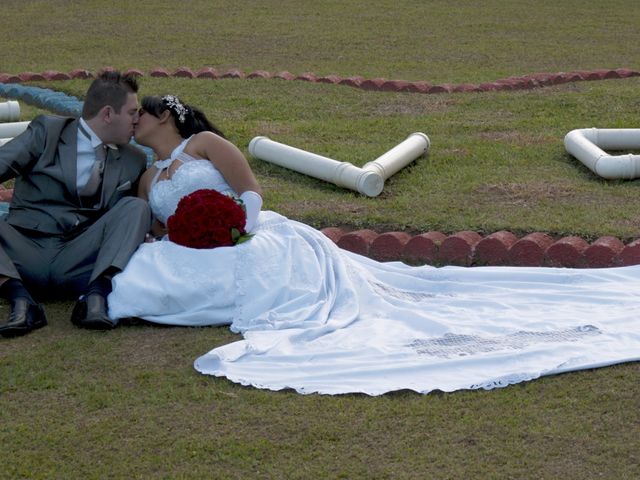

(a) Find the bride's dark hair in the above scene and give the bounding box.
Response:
[141,95,226,139]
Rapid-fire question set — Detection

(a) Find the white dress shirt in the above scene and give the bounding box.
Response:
[76,118,116,192]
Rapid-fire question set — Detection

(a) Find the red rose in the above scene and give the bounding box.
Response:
[167,189,251,249]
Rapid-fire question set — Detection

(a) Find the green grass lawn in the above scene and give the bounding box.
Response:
[2,0,640,84]
[2,2,640,479]
[41,75,640,239]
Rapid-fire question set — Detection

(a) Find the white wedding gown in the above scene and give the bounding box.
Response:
[108,145,640,395]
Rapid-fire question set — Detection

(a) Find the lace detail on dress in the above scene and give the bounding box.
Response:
[367,280,451,301]
[408,325,601,359]
[153,158,174,170]
[470,372,540,390]
[149,154,236,224]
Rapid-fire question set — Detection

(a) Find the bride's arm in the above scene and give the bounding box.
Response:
[187,132,262,196]
[137,167,167,238]
[137,167,155,201]
[187,132,263,231]
[149,219,167,238]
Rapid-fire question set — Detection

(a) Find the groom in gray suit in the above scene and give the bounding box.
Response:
[0,71,151,336]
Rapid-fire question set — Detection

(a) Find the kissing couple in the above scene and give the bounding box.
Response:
[2,69,639,396]
[0,69,262,336]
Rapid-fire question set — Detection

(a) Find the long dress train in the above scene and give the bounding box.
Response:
[108,142,640,395]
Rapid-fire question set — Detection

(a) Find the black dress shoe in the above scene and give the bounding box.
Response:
[70,293,119,330]
[0,297,48,337]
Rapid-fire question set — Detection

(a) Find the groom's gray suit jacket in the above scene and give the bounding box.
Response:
[0,114,146,234]
[0,114,149,294]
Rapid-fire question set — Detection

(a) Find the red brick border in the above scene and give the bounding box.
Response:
[2,181,634,267]
[322,226,640,268]
[3,67,640,267]
[1,67,639,95]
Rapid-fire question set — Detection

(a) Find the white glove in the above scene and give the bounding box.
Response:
[239,190,262,233]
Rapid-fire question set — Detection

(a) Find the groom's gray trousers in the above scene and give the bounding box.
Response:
[0,197,150,298]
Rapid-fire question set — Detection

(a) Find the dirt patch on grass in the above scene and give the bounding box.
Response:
[373,95,455,116]
[478,131,556,146]
[473,181,576,206]
[68,323,240,376]
[439,147,470,157]
[613,217,640,238]
[251,121,294,137]
[284,199,369,217]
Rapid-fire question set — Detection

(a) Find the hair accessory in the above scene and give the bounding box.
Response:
[162,95,188,123]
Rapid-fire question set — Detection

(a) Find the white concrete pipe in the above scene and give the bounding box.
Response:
[0,121,30,139]
[248,133,430,197]
[564,128,640,179]
[248,136,384,196]
[0,101,20,122]
[362,132,430,178]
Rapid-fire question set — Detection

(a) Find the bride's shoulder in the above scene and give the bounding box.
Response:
[190,131,225,146]
[185,131,227,153]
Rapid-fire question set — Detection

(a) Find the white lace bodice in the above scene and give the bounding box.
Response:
[149,140,235,224]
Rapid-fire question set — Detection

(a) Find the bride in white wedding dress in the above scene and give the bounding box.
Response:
[108,95,640,395]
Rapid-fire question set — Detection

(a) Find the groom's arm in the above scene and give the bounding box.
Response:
[0,116,46,183]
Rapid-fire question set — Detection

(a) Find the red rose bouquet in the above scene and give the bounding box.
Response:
[167,189,252,249]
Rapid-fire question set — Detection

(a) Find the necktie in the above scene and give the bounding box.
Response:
[81,144,106,198]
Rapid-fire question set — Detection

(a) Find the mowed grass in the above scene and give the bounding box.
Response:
[44,75,640,239]
[2,0,640,83]
[2,305,639,479]
[1,1,640,479]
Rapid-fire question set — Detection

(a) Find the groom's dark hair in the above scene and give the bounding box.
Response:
[82,70,139,119]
